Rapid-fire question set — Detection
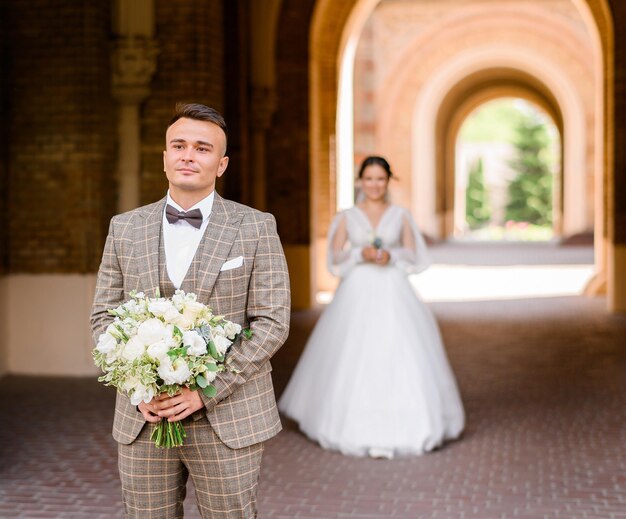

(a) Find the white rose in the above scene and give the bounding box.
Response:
[137,318,167,345]
[122,336,146,361]
[171,313,193,330]
[183,330,207,356]
[183,301,205,322]
[223,321,242,339]
[146,340,169,361]
[158,357,192,385]
[96,332,117,354]
[213,334,232,355]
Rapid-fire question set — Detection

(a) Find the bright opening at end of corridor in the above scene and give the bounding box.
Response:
[317,245,595,304]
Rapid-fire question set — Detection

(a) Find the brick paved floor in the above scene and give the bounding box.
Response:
[1,246,625,519]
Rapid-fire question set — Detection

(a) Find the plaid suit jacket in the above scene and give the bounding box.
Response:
[90,194,291,449]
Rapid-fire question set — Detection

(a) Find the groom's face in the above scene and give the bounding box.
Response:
[163,117,229,198]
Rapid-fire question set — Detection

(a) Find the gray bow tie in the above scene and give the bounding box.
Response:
[165,204,203,229]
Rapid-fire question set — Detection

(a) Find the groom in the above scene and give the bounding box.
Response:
[90,103,291,518]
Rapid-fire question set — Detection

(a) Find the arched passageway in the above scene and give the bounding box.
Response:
[453,97,562,241]
[310,0,617,309]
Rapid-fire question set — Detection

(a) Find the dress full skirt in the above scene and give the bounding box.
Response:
[279,263,465,458]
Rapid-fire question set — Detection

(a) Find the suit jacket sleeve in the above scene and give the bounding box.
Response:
[202,213,291,412]
[90,218,124,344]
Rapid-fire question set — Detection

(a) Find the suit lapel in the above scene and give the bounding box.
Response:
[135,197,166,298]
[196,193,243,302]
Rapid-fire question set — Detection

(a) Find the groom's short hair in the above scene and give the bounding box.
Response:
[168,103,228,151]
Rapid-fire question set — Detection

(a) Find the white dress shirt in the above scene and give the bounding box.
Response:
[162,191,214,289]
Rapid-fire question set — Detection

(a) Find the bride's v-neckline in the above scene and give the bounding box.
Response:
[354,204,393,232]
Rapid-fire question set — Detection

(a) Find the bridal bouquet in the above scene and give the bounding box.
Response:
[93,290,249,448]
[368,231,383,250]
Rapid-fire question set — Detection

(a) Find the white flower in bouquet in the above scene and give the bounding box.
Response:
[123,377,155,406]
[158,357,193,385]
[93,289,251,448]
[213,334,232,356]
[96,332,117,354]
[120,319,139,338]
[146,340,169,361]
[149,299,183,324]
[224,321,242,340]
[202,368,217,384]
[183,330,207,356]
[183,300,205,321]
[137,318,167,345]
[122,335,146,361]
[171,291,186,310]
[130,383,155,406]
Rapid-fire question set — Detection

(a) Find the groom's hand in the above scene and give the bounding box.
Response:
[137,401,162,423]
[151,387,204,422]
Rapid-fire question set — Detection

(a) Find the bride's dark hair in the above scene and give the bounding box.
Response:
[358,156,394,179]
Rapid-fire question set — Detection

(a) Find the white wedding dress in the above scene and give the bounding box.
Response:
[278,205,465,458]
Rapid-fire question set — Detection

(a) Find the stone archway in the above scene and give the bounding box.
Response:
[310,0,617,309]
[443,81,563,239]
[437,72,565,240]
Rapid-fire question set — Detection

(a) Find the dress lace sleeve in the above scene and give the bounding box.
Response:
[327,212,363,278]
[388,209,431,274]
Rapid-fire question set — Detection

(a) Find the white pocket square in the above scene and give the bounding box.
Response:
[220,256,244,271]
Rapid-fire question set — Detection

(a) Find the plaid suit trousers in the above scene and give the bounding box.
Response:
[118,417,263,519]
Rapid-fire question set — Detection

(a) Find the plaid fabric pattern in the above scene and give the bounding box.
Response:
[118,416,263,519]
[91,194,290,446]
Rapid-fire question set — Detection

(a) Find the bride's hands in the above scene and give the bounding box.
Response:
[362,246,391,265]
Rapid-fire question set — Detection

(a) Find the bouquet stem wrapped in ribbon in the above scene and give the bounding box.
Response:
[93,290,251,448]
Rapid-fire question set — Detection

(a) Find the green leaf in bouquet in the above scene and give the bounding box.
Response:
[205,362,219,372]
[208,340,219,359]
[202,385,217,397]
[173,326,183,339]
[243,328,253,340]
[196,374,208,388]
[167,347,186,358]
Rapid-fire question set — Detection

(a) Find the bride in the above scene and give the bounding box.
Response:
[278,156,465,458]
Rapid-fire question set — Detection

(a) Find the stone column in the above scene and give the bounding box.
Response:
[111,0,158,213]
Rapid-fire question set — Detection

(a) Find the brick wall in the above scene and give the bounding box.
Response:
[609,0,626,244]
[140,0,225,206]
[0,1,9,275]
[5,0,116,273]
[267,0,317,244]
